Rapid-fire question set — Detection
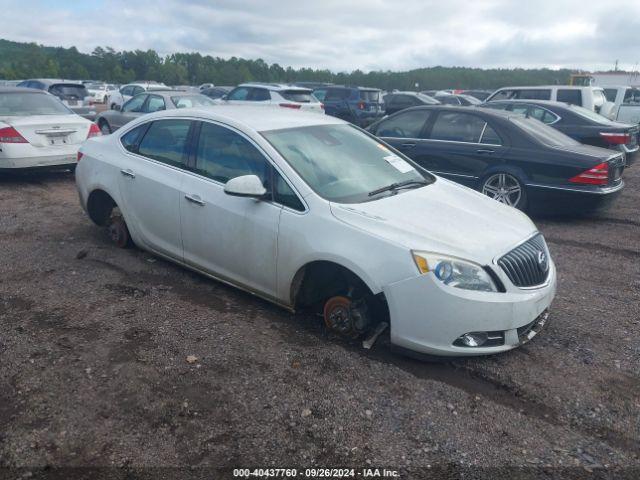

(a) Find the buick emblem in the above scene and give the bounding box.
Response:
[537,250,549,272]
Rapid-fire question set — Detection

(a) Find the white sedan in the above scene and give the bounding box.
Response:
[75,106,556,356]
[0,87,100,170]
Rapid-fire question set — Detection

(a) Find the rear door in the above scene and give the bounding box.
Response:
[418,111,507,186]
[224,86,252,105]
[117,118,193,260]
[180,121,281,297]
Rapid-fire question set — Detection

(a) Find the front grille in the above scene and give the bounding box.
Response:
[498,234,550,288]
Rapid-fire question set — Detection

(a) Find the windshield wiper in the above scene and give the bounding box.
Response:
[368,179,429,197]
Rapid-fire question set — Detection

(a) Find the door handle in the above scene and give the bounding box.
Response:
[400,142,416,149]
[184,194,205,206]
[476,149,495,154]
[120,169,135,178]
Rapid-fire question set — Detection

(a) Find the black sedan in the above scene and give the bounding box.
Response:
[367,105,625,214]
[383,92,439,115]
[482,99,639,166]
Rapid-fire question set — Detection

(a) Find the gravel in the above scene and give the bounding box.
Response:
[0,166,638,479]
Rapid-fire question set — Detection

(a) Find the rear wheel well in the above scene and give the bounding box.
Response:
[87,189,116,226]
[291,261,389,322]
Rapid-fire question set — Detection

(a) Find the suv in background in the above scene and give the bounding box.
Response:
[383,92,439,115]
[16,79,97,120]
[318,86,384,127]
[216,83,324,113]
[486,86,608,113]
[106,82,168,110]
[602,86,640,125]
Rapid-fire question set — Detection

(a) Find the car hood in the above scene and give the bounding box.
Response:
[329,178,538,264]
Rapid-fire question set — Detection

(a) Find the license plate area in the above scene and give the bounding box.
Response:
[47,135,69,146]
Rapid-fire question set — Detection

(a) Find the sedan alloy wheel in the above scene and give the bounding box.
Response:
[482,173,524,208]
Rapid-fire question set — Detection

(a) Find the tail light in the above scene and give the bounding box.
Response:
[599,132,631,145]
[77,151,84,162]
[0,126,28,143]
[357,101,365,110]
[279,103,302,110]
[569,162,609,186]
[87,123,101,139]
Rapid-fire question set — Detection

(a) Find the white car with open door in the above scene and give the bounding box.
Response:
[75,106,555,357]
[0,87,100,170]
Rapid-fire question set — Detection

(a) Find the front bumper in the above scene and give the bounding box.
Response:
[383,262,556,357]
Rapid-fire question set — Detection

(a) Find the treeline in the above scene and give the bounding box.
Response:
[0,38,574,89]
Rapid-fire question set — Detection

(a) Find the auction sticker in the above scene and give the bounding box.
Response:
[383,155,414,174]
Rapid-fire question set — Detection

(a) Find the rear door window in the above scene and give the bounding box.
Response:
[145,95,166,113]
[137,119,192,167]
[429,112,486,143]
[249,88,271,101]
[227,87,251,101]
[122,95,147,112]
[375,110,431,138]
[604,88,618,103]
[480,124,502,145]
[557,89,582,106]
[623,88,640,105]
[132,86,145,96]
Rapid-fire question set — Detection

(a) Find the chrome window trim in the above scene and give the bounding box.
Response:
[117,116,309,215]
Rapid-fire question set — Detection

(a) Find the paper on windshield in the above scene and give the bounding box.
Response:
[384,155,415,174]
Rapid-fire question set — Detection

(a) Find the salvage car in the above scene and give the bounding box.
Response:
[76,106,556,357]
[95,91,216,134]
[0,87,100,170]
[367,105,625,214]
[482,99,639,166]
[16,79,97,120]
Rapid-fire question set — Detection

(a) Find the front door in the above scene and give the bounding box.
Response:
[180,121,281,298]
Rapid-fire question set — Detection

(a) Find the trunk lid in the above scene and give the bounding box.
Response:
[1,115,89,147]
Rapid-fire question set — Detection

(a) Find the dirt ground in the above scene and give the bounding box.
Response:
[0,163,638,480]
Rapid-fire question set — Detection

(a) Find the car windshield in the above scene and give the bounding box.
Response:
[170,95,216,108]
[568,104,613,125]
[0,93,72,116]
[510,116,580,147]
[262,124,433,203]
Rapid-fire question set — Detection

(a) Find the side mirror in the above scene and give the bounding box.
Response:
[224,175,267,198]
[113,104,121,111]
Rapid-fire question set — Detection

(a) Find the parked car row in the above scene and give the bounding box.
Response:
[15,79,97,120]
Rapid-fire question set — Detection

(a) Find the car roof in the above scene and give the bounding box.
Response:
[495,85,604,90]
[22,79,84,86]
[405,104,517,119]
[0,86,48,94]
[145,105,344,132]
[486,99,572,108]
[239,83,312,92]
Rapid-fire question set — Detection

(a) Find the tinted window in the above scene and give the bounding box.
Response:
[137,120,191,167]
[121,86,134,96]
[376,110,430,138]
[145,95,165,113]
[517,89,552,100]
[480,124,502,145]
[604,88,618,102]
[430,112,486,143]
[324,88,350,101]
[312,89,327,101]
[195,122,269,184]
[227,87,250,101]
[511,117,579,147]
[49,84,88,99]
[0,92,71,116]
[123,95,147,112]
[132,86,145,95]
[250,88,271,101]
[557,89,582,106]
[527,107,559,124]
[280,90,314,103]
[273,171,304,211]
[120,124,148,153]
[437,95,460,105]
[623,88,640,105]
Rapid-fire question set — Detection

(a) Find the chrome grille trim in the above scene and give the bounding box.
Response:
[498,234,550,288]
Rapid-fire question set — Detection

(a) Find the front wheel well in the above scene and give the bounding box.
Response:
[86,189,116,226]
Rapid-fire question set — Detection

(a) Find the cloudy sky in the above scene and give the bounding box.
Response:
[1,0,639,72]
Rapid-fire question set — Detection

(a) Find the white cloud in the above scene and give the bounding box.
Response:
[1,0,639,72]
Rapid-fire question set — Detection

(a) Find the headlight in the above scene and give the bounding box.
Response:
[412,251,497,292]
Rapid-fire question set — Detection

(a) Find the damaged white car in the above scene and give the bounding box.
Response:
[75,106,556,356]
